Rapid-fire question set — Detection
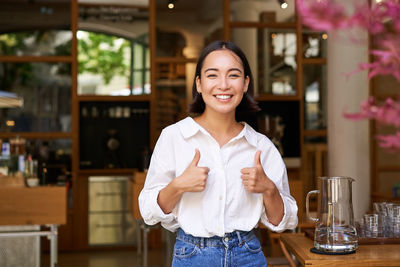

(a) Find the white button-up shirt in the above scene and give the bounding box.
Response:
[139,117,298,237]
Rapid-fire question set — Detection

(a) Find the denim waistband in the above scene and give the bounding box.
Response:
[176,228,255,248]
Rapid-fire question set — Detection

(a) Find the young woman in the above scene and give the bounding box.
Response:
[139,41,298,266]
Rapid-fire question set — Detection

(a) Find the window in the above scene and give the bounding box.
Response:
[77,31,150,96]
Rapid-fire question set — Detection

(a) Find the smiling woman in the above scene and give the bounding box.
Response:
[139,40,298,267]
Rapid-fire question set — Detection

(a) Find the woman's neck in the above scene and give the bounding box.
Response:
[194,109,243,147]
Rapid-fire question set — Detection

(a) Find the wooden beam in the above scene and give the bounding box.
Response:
[0,56,72,63]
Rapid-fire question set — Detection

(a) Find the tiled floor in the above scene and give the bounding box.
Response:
[41,249,165,267]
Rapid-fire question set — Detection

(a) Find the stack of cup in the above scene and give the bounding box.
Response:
[393,204,400,237]
[371,202,400,238]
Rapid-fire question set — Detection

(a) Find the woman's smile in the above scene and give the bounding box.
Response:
[214,94,233,101]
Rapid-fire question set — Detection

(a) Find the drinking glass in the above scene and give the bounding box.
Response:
[364,214,379,238]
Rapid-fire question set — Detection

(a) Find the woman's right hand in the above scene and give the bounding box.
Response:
[173,149,209,193]
[158,149,209,214]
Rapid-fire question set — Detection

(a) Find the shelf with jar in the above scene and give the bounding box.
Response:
[0,137,71,181]
[78,101,150,171]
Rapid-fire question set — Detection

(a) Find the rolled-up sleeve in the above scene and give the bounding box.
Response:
[259,140,298,232]
[138,129,179,230]
[260,191,298,232]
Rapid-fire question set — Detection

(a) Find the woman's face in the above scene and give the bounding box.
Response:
[196,49,249,116]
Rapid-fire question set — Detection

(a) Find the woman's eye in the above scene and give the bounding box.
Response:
[229,74,240,78]
[207,74,217,78]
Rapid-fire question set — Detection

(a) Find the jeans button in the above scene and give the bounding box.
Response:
[224,237,229,242]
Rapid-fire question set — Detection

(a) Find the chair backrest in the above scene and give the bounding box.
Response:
[132,172,146,220]
[289,179,304,219]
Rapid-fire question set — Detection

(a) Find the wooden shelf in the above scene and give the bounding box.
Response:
[156,79,186,87]
[77,95,151,102]
[374,94,399,101]
[302,58,326,65]
[0,55,73,63]
[377,165,400,172]
[255,94,300,101]
[78,3,149,10]
[155,57,197,63]
[371,191,400,202]
[304,129,327,137]
[230,21,296,29]
[78,168,137,176]
[0,132,72,139]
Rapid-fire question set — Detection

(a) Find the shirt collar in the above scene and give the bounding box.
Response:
[177,117,201,138]
[235,122,258,148]
[177,116,258,148]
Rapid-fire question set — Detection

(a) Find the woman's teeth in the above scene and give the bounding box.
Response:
[215,95,232,100]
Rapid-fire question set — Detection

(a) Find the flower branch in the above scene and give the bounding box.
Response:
[297,0,400,149]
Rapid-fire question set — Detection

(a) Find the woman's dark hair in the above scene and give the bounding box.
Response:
[188,40,260,115]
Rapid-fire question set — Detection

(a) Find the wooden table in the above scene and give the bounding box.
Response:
[0,186,66,267]
[280,233,400,266]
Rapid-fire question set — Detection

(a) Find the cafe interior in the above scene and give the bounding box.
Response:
[0,0,399,266]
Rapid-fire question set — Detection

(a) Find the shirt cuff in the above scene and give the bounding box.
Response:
[139,187,176,226]
[260,192,298,232]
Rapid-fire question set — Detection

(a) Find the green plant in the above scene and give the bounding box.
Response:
[78,31,130,84]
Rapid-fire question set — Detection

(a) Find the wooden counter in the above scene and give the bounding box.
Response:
[0,186,66,226]
[280,233,400,266]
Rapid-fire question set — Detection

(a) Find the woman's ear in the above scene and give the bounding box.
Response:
[196,76,202,94]
[244,75,250,93]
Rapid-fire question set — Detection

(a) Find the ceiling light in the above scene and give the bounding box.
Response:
[168,0,175,9]
[277,0,288,9]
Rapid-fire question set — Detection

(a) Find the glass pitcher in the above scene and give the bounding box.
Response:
[306,176,358,253]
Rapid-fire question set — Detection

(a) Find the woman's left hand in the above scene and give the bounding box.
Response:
[240,150,277,194]
[241,150,284,225]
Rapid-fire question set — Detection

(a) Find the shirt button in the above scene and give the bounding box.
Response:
[224,237,229,242]
[219,196,222,200]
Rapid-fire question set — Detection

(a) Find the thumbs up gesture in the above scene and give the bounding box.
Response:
[175,149,209,193]
[240,150,276,194]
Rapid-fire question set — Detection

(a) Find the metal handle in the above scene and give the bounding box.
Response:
[306,190,319,222]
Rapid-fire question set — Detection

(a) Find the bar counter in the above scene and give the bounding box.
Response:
[0,185,66,267]
[280,233,400,266]
[0,185,66,225]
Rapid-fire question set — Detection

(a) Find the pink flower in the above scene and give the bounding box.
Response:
[296,0,351,31]
[376,132,400,150]
[344,96,400,127]
[357,38,400,81]
[351,2,385,34]
[297,0,400,82]
[297,0,400,151]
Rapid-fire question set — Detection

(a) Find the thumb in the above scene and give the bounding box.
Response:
[190,149,201,166]
[254,150,262,166]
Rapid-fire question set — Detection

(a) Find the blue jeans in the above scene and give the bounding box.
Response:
[172,228,268,267]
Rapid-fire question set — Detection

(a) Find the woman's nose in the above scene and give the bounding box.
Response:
[219,77,229,90]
